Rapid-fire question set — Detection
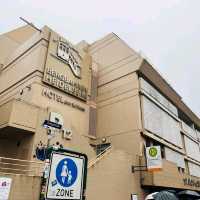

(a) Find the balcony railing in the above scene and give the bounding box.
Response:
[0,156,44,176]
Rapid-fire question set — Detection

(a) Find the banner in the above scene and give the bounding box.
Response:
[0,177,12,200]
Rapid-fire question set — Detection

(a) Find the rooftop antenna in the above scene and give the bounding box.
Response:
[19,17,42,33]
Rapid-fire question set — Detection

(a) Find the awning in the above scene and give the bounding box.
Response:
[177,190,200,199]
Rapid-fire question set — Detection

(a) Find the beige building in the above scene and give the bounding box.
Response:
[0,24,200,200]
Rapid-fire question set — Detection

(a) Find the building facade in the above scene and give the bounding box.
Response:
[0,25,200,200]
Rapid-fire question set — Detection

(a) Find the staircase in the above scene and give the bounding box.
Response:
[88,145,112,169]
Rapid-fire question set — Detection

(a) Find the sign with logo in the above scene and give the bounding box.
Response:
[146,146,162,171]
[57,41,81,78]
[0,177,12,200]
[43,31,90,102]
[43,68,87,101]
[46,151,87,200]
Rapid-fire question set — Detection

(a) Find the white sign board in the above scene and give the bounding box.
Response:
[146,146,162,171]
[131,194,138,200]
[46,152,85,200]
[0,177,12,200]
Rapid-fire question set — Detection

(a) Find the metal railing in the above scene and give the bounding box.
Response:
[88,146,112,169]
[0,146,112,176]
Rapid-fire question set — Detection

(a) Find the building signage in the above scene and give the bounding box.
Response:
[57,41,81,78]
[146,146,162,171]
[183,178,200,188]
[0,177,12,200]
[46,151,87,200]
[43,68,87,101]
[43,120,62,130]
[42,89,85,112]
[43,32,90,102]
[131,194,138,200]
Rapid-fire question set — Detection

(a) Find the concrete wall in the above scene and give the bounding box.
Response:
[0,26,48,95]
[142,158,200,191]
[88,34,146,198]
[87,149,147,200]
[89,33,142,87]
[90,34,143,156]
[0,99,39,132]
[0,40,47,94]
[30,84,96,160]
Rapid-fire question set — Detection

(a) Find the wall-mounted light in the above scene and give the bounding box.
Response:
[101,137,107,143]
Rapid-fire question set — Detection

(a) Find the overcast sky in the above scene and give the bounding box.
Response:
[1,0,199,117]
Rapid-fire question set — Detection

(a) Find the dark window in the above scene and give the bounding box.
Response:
[178,167,185,173]
[146,138,152,147]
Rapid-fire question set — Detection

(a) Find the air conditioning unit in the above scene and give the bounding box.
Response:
[62,128,72,140]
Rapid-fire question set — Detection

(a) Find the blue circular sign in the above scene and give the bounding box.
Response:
[56,158,78,187]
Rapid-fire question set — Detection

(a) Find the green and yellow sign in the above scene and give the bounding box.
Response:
[149,147,158,158]
[146,146,162,171]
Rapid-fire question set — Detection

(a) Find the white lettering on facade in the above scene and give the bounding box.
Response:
[42,89,85,112]
[44,68,87,101]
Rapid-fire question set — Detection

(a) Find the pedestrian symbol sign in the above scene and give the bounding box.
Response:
[46,151,87,200]
[56,158,77,187]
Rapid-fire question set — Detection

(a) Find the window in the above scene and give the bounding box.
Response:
[182,122,197,139]
[196,129,200,140]
[184,136,200,162]
[165,147,185,168]
[178,167,185,173]
[143,96,182,147]
[188,162,200,177]
[145,137,152,147]
[140,78,178,116]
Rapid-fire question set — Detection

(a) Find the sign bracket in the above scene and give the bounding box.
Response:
[131,165,147,173]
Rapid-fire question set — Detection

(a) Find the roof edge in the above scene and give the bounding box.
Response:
[139,59,200,128]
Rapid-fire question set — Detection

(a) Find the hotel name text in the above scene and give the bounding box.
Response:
[43,68,87,101]
[42,89,85,112]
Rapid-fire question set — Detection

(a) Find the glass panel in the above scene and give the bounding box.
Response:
[188,162,200,177]
[184,136,200,161]
[140,78,178,116]
[196,130,200,140]
[143,96,182,147]
[165,147,185,168]
[182,122,197,139]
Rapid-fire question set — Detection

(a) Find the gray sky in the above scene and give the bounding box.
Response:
[1,0,199,117]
